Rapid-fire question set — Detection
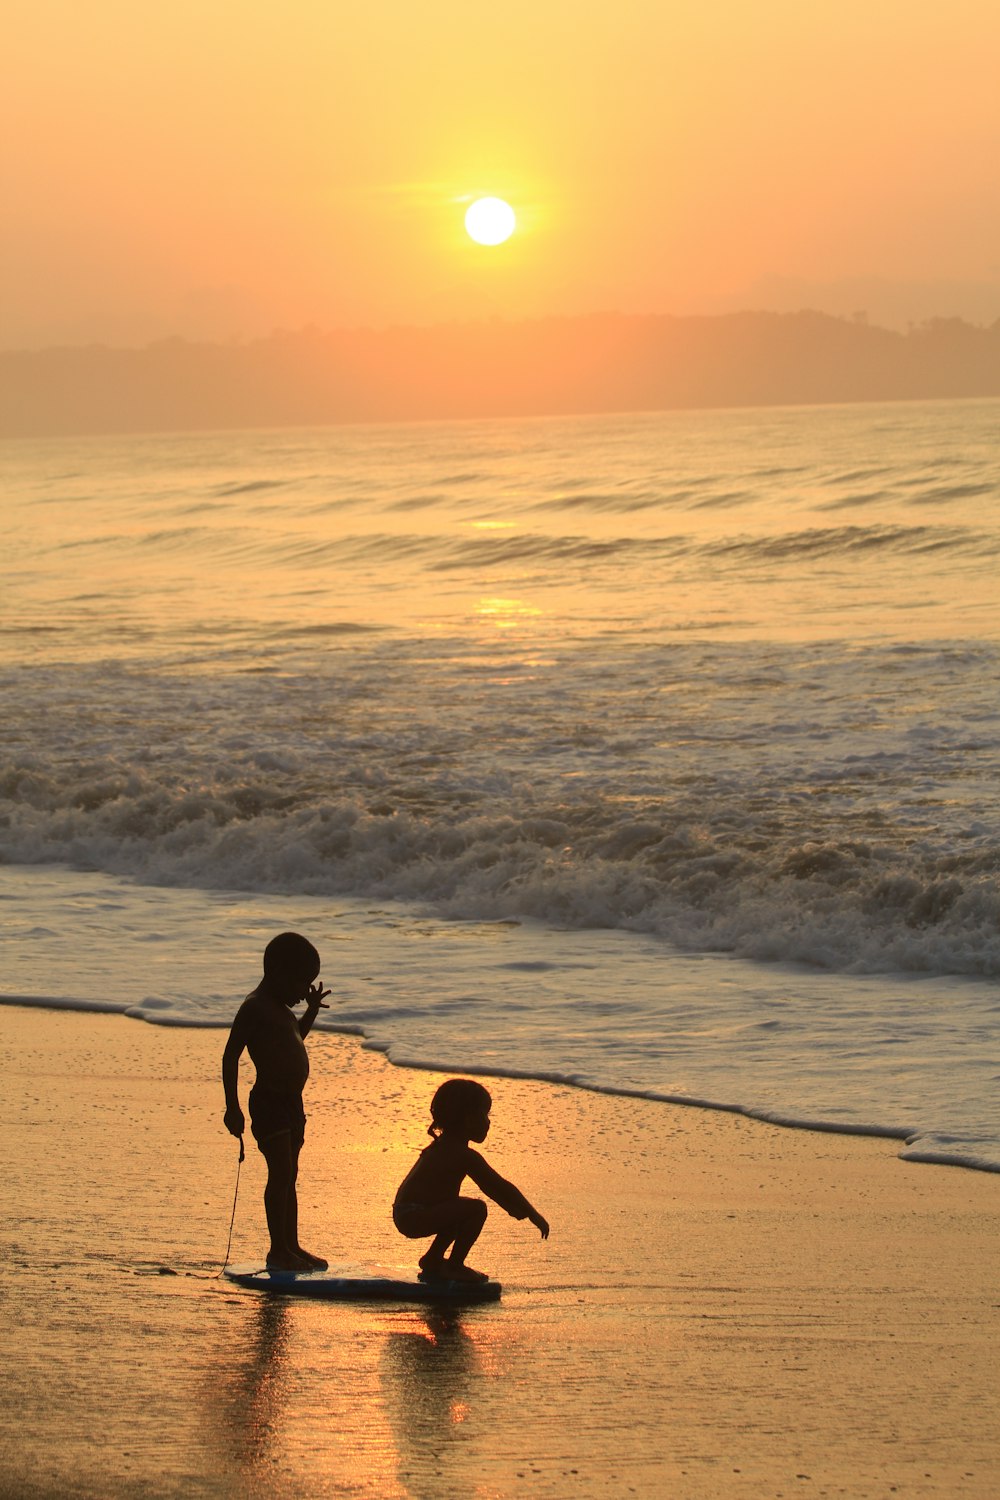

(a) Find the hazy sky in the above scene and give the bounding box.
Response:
[4,0,999,348]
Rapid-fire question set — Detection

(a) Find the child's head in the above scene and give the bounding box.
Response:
[262,931,320,1004]
[428,1078,492,1141]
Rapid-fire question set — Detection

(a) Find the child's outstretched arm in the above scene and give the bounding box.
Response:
[467,1152,550,1239]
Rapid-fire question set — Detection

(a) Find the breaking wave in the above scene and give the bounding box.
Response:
[2,652,998,980]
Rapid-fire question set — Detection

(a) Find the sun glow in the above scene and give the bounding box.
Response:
[464,197,516,246]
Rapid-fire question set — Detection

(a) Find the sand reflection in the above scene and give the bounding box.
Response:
[205,1291,514,1497]
[227,1295,294,1479]
[379,1307,504,1499]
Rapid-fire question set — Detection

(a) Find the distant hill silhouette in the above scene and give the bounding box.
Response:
[3,310,1000,437]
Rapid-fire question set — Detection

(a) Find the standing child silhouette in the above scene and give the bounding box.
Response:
[393,1078,549,1283]
[222,931,331,1271]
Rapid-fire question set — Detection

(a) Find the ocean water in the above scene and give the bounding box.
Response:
[2,399,999,1170]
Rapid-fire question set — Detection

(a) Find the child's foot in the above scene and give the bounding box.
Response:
[418,1252,447,1279]
[443,1261,490,1284]
[293,1248,329,1270]
[265,1249,308,1272]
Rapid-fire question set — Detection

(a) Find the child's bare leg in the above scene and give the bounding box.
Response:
[418,1231,452,1276]
[285,1141,328,1270]
[420,1198,488,1281]
[260,1133,307,1270]
[445,1198,489,1280]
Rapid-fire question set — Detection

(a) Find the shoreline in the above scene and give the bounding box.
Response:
[5,989,1000,1179]
[2,1002,999,1498]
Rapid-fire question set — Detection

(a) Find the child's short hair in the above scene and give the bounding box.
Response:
[429,1078,492,1136]
[263,931,320,980]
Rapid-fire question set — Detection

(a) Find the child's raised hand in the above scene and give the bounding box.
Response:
[305,982,331,1009]
[530,1210,550,1240]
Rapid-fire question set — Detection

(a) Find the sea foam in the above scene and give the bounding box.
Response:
[2,635,998,980]
[2,866,999,1174]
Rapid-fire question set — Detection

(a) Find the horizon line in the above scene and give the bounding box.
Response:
[6,305,1000,358]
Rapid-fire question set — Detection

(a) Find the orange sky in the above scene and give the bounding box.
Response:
[3,0,999,348]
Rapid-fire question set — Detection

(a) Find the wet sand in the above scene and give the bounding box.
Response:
[1,1002,998,1499]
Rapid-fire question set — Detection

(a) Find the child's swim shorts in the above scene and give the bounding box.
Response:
[248,1084,306,1149]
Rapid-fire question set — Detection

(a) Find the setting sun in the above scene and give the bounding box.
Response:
[465,197,516,246]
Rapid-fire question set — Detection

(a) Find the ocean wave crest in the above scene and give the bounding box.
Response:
[3,750,998,979]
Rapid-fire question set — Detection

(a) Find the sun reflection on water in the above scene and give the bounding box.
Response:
[475,596,542,630]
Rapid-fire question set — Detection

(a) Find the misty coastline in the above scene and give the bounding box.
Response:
[4,309,1000,439]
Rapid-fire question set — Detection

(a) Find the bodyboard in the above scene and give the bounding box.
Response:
[223,1263,502,1303]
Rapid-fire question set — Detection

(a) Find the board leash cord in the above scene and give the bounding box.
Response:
[219,1134,245,1278]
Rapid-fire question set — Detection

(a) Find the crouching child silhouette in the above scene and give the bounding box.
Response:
[393,1078,549,1284]
[222,931,331,1271]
